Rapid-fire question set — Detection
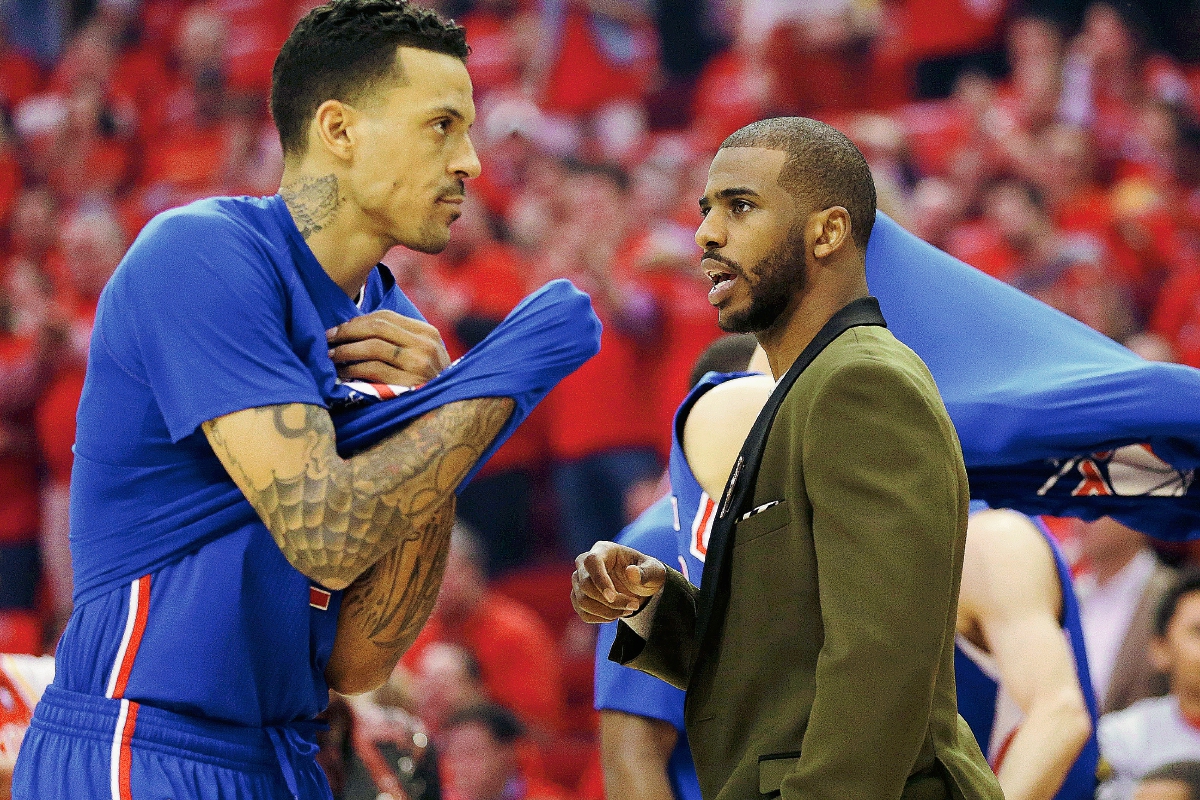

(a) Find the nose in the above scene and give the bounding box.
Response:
[452,134,482,180]
[696,210,725,251]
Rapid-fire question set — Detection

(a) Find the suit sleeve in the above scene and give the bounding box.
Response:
[783,356,965,799]
[609,568,700,691]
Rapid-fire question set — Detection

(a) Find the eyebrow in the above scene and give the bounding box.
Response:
[699,186,763,210]
[433,106,471,125]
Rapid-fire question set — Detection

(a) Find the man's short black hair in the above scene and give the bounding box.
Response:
[444,703,525,743]
[271,0,469,157]
[689,334,758,388]
[1142,761,1200,800]
[1155,571,1200,637]
[720,117,877,249]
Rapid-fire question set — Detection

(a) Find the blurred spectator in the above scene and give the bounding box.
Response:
[1076,517,1177,714]
[1098,573,1200,800]
[0,22,42,114]
[33,203,127,633]
[1134,761,1200,800]
[0,653,55,800]
[532,0,657,118]
[402,522,567,739]
[345,690,442,800]
[539,159,664,556]
[441,704,567,800]
[969,178,1136,340]
[413,643,488,740]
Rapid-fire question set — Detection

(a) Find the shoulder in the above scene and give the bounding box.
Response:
[960,510,1060,619]
[794,327,943,419]
[114,197,283,298]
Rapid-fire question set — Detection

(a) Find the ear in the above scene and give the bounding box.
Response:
[811,206,852,260]
[1149,634,1172,674]
[310,99,357,162]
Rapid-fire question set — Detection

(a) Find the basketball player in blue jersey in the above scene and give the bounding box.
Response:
[13,3,532,799]
[595,338,771,800]
[956,507,1100,800]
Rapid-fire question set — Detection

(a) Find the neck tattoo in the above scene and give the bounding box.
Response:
[281,174,340,240]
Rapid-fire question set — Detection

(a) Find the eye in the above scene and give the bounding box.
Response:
[731,199,753,214]
[433,118,451,135]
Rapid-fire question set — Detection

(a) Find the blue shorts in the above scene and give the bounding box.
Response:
[13,686,332,800]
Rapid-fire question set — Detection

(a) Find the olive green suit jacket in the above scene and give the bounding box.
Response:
[613,320,1003,800]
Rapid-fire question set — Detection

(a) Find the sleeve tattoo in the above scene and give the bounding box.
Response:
[205,396,514,589]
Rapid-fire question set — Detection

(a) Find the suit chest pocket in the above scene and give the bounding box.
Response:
[733,499,790,546]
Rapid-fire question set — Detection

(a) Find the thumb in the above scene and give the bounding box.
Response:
[623,560,665,596]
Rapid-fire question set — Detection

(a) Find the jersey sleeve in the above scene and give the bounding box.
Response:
[119,208,324,442]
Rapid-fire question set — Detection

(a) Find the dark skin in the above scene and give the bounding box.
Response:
[572,145,867,624]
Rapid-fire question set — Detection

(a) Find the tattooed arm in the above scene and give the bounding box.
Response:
[326,495,456,694]
[202,397,514,593]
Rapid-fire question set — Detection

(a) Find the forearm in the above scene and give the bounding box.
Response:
[205,396,514,590]
[599,712,678,800]
[995,695,1091,800]
[326,495,457,695]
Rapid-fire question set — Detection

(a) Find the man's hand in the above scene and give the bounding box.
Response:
[572,542,666,623]
[327,311,451,387]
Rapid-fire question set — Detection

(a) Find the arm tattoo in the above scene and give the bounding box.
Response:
[280,174,340,239]
[205,397,513,588]
[339,496,456,650]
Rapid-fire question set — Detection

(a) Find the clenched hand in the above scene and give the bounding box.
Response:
[572,541,666,624]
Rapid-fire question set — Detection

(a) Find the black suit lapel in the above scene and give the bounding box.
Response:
[693,297,887,647]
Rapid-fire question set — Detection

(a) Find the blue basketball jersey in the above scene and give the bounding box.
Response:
[954,509,1100,800]
[28,194,600,798]
[667,371,756,582]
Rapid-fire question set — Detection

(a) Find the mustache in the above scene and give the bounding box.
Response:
[439,182,466,201]
[702,250,743,275]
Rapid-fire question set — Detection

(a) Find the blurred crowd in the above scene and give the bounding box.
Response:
[5,0,1200,798]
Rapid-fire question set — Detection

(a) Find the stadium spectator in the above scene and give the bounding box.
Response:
[402,522,567,739]
[441,704,568,800]
[1134,761,1200,800]
[1098,573,1200,800]
[413,643,489,741]
[1077,517,1177,713]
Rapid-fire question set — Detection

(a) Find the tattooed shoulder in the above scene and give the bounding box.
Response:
[281,175,340,240]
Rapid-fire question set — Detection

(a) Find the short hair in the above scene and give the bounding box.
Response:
[271,0,469,158]
[689,334,758,388]
[720,117,876,249]
[444,703,525,743]
[1141,761,1200,800]
[1155,571,1200,637]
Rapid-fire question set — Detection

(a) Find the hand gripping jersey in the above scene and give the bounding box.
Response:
[593,372,749,800]
[954,508,1101,800]
[15,195,600,800]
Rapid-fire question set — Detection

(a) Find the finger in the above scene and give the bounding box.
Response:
[571,591,628,623]
[329,340,437,375]
[335,361,427,387]
[581,551,620,604]
[623,559,667,596]
[327,312,440,347]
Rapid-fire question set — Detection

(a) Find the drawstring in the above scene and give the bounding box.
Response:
[266,724,321,800]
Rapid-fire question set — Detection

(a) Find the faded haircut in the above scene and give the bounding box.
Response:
[271,0,469,158]
[720,117,876,249]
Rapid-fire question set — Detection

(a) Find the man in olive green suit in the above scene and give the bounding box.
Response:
[570,117,1004,800]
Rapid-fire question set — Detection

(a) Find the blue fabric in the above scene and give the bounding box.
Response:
[667,372,756,583]
[62,194,600,736]
[866,212,1200,541]
[14,686,329,800]
[594,497,702,800]
[953,510,1100,800]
